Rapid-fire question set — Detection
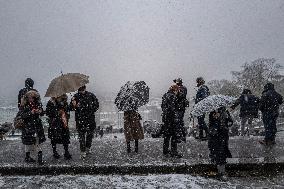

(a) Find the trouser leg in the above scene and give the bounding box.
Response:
[134,140,139,153]
[78,131,86,152]
[171,137,178,154]
[198,115,207,138]
[85,129,94,149]
[240,117,248,136]
[127,141,131,153]
[163,137,170,154]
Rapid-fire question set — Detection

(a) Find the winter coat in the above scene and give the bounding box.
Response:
[70,91,99,132]
[195,85,210,104]
[123,111,144,142]
[46,100,70,145]
[231,94,260,118]
[259,83,283,116]
[176,85,189,112]
[19,91,46,145]
[161,91,186,143]
[208,109,233,165]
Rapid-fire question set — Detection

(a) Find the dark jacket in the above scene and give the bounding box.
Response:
[161,91,186,143]
[259,83,283,116]
[176,85,189,112]
[231,94,260,118]
[46,100,71,144]
[208,108,233,165]
[70,91,99,132]
[19,102,46,145]
[195,85,210,104]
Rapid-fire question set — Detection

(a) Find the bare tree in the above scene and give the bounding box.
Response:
[231,58,283,96]
[208,79,241,97]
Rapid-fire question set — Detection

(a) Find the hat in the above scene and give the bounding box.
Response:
[25,78,34,88]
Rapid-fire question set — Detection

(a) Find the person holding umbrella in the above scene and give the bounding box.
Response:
[195,77,210,140]
[46,94,72,160]
[123,108,144,153]
[115,81,149,153]
[70,85,99,159]
[208,106,233,178]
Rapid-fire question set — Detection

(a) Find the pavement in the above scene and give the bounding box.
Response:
[0,133,284,176]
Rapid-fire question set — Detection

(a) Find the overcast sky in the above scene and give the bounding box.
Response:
[0,0,284,100]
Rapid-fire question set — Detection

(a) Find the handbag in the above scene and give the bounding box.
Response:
[14,114,25,129]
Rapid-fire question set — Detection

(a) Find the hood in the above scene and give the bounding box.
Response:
[264,83,275,92]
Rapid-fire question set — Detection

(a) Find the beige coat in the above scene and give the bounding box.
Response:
[123,111,144,142]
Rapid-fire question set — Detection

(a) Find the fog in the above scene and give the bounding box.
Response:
[0,0,284,101]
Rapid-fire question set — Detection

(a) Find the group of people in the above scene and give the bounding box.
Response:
[160,77,283,177]
[15,76,283,178]
[17,78,99,164]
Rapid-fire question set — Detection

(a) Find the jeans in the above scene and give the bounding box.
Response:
[262,113,278,142]
[78,129,94,152]
[197,114,208,138]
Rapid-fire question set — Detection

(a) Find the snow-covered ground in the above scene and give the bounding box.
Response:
[0,174,284,189]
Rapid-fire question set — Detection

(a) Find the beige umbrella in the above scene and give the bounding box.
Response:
[45,73,89,97]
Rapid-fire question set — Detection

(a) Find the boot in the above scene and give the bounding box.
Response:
[25,152,36,163]
[134,140,139,153]
[38,151,44,165]
[127,142,131,153]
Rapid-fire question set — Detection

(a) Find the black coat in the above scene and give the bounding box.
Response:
[231,94,260,118]
[176,85,189,112]
[19,104,46,145]
[195,85,210,104]
[71,91,99,132]
[259,84,283,116]
[161,91,186,143]
[208,109,233,165]
[46,100,70,144]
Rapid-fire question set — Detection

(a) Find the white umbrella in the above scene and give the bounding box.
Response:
[191,95,237,117]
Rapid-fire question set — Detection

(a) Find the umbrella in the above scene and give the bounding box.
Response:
[191,95,237,117]
[115,81,150,111]
[45,73,89,97]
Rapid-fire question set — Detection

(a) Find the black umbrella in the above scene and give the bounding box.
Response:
[115,81,150,111]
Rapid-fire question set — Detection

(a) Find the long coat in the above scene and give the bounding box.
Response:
[195,85,210,104]
[161,91,186,143]
[259,83,283,116]
[70,91,99,132]
[208,109,233,165]
[46,100,70,145]
[123,111,144,142]
[19,92,46,145]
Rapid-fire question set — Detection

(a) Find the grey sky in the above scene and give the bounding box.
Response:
[0,0,284,100]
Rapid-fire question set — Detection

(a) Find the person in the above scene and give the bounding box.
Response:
[173,78,189,128]
[18,90,46,165]
[70,85,99,159]
[123,110,144,153]
[230,89,260,136]
[195,77,210,140]
[46,94,72,160]
[208,106,233,178]
[259,83,283,145]
[18,78,37,109]
[161,85,185,158]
